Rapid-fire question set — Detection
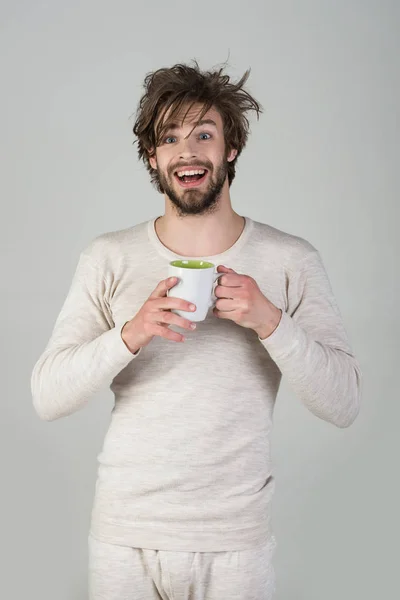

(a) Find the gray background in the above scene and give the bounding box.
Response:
[1,0,398,598]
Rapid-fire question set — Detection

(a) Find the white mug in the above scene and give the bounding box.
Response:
[167,259,220,322]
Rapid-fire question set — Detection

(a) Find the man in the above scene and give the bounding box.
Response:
[31,60,362,600]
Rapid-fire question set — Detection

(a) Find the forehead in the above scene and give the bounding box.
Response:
[156,103,223,131]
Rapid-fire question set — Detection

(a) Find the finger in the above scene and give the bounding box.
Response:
[151,310,197,331]
[150,277,179,299]
[216,274,244,288]
[213,307,237,319]
[214,285,244,298]
[154,297,196,313]
[151,323,186,342]
[217,265,237,273]
[215,298,237,311]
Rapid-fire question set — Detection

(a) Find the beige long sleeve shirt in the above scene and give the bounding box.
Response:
[31,216,361,551]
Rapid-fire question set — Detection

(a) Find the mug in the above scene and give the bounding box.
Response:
[167,259,221,322]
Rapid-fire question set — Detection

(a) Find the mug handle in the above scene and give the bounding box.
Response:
[208,271,221,308]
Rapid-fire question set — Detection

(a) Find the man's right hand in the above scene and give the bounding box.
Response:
[121,277,197,354]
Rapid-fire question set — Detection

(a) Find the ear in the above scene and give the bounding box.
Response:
[149,153,157,170]
[227,147,238,162]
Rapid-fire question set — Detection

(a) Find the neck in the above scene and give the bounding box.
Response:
[155,204,245,258]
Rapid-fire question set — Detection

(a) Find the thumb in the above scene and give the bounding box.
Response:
[217,265,236,273]
[150,276,179,298]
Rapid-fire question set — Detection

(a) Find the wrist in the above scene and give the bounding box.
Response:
[121,321,141,355]
[256,308,282,340]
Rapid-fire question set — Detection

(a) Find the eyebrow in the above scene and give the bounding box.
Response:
[165,119,218,131]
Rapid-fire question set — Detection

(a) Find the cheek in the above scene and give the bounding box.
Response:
[150,148,169,171]
[156,152,174,173]
[217,144,229,162]
[151,156,167,174]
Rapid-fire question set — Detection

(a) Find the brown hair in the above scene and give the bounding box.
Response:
[131,60,263,193]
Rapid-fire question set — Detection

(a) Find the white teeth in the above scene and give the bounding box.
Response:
[176,169,205,177]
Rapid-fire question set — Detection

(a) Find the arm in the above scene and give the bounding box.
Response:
[259,250,362,428]
[31,249,140,421]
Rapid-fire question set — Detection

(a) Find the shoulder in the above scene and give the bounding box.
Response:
[251,219,319,268]
[79,220,149,266]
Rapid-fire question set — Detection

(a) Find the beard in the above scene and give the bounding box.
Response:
[157,156,229,217]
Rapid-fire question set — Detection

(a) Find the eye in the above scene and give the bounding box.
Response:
[199,132,211,140]
[164,136,176,144]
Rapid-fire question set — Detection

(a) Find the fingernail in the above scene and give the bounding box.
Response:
[190,304,196,310]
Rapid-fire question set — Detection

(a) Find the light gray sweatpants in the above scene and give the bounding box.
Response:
[88,533,277,600]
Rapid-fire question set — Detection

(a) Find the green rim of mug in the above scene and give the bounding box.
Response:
[170,260,214,269]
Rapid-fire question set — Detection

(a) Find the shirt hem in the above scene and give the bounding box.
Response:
[89,519,273,552]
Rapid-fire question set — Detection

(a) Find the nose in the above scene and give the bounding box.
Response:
[178,134,198,159]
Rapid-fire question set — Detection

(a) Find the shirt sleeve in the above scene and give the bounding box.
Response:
[259,250,362,428]
[31,250,141,421]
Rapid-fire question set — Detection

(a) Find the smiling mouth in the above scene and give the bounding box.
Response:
[174,170,208,188]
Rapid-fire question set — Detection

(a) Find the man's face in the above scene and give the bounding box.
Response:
[149,104,237,216]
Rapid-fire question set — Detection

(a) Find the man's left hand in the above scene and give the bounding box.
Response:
[213,265,282,340]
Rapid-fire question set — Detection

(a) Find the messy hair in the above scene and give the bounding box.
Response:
[131,59,263,193]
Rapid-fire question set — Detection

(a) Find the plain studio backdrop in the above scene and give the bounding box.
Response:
[1,1,398,598]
